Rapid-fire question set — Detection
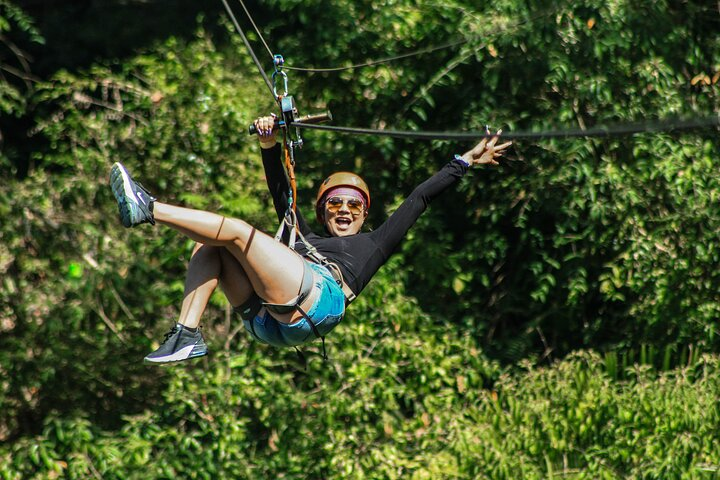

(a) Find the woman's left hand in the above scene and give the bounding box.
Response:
[460,129,512,166]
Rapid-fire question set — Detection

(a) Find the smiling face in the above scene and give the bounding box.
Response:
[322,194,368,237]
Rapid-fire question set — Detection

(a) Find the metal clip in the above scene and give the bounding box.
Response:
[272,54,288,98]
[274,54,284,70]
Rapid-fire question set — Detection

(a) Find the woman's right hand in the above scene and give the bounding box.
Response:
[460,129,512,167]
[254,115,278,148]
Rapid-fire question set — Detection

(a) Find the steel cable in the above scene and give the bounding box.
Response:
[220,0,278,104]
[293,115,720,141]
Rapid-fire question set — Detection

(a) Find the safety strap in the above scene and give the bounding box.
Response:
[282,120,297,212]
[261,261,329,365]
[274,205,356,305]
[296,304,328,361]
[295,227,356,304]
[274,208,298,246]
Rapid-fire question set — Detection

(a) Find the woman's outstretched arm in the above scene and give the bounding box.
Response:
[369,131,512,259]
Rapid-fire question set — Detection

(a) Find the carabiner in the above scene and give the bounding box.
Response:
[272,54,288,98]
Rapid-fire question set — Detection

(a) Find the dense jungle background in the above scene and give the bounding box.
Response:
[1,0,719,478]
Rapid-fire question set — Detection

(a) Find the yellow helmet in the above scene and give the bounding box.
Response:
[315,171,371,223]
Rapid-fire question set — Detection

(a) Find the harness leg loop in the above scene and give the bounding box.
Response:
[263,261,314,315]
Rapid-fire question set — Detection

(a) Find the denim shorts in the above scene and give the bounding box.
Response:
[242,261,346,348]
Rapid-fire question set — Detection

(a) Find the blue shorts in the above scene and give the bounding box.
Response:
[242,261,346,348]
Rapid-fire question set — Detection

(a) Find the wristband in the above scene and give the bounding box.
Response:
[453,154,470,167]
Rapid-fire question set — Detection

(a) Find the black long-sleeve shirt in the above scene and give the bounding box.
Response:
[261,144,468,298]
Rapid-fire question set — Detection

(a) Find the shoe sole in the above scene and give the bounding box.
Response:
[143,344,208,365]
[111,162,146,228]
[111,162,136,203]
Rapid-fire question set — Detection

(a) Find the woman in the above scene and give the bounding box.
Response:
[110,116,511,364]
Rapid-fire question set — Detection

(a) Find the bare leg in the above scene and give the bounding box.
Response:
[177,243,254,329]
[217,247,255,306]
[153,202,318,324]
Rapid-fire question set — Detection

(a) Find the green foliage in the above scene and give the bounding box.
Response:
[0,0,42,129]
[1,1,720,478]
[3,341,719,478]
[362,0,720,360]
[0,19,271,442]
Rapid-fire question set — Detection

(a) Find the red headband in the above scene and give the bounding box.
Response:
[322,187,368,209]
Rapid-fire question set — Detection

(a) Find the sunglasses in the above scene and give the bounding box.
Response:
[325,196,365,216]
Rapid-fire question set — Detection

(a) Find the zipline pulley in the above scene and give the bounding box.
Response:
[249,54,332,152]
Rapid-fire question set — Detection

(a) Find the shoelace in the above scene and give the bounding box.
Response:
[161,326,179,345]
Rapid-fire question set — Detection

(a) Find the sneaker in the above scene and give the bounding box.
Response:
[144,324,208,364]
[110,162,156,228]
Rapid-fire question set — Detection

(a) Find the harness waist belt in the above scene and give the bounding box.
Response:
[302,253,356,304]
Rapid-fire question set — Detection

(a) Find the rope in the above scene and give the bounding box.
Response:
[220,0,278,104]
[227,1,468,75]
[282,127,298,212]
[292,115,720,141]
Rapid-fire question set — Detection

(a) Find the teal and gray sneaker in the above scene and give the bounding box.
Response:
[144,324,208,364]
[110,162,156,227]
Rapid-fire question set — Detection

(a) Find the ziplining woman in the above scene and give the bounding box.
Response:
[109,115,511,364]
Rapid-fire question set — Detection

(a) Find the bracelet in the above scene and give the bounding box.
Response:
[453,154,470,167]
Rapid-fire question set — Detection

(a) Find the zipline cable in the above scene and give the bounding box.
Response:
[231,1,560,74]
[283,6,561,73]
[231,0,468,74]
[283,39,467,73]
[292,114,720,141]
[235,0,274,60]
[220,0,277,104]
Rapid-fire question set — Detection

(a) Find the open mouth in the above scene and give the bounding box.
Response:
[335,217,352,227]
